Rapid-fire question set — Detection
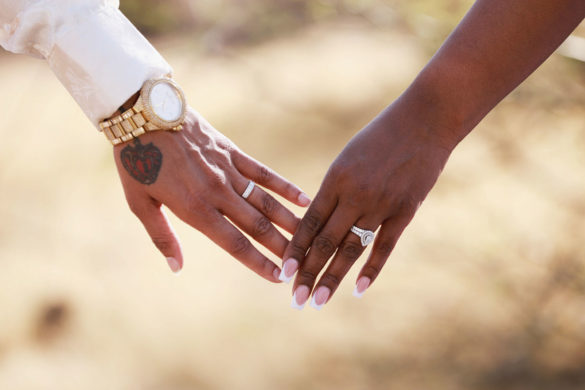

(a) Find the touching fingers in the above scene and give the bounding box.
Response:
[290,209,360,309]
[234,151,311,207]
[130,197,184,273]
[281,191,337,284]
[291,213,377,310]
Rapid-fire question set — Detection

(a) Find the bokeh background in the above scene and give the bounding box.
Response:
[1,1,585,389]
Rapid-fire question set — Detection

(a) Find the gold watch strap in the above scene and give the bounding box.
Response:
[99,107,183,146]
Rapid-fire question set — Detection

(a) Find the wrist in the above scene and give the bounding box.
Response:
[100,77,187,146]
[106,91,140,121]
[396,57,487,151]
[386,80,464,153]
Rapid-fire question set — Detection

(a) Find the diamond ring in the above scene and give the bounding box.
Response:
[241,181,255,199]
[350,225,375,247]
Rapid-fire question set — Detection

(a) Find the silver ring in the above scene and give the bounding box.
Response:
[241,181,255,199]
[350,225,375,247]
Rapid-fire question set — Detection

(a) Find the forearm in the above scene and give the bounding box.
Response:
[0,1,172,128]
[399,0,585,147]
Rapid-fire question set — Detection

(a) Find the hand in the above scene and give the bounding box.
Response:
[114,108,310,280]
[282,103,455,308]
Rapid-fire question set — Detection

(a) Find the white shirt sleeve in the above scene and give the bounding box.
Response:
[0,0,173,128]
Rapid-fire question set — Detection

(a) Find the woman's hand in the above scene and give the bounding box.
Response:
[114,108,310,280]
[282,103,456,308]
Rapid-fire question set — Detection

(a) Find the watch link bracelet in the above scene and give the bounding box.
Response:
[99,77,187,146]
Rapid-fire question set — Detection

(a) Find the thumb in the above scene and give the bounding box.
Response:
[131,199,184,273]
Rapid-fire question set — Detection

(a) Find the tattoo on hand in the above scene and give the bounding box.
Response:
[120,138,163,185]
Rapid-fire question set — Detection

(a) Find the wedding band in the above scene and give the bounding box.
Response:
[241,181,255,199]
[350,225,375,247]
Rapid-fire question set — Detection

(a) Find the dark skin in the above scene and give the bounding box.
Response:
[283,0,585,308]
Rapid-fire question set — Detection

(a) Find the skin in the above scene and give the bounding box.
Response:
[283,0,585,308]
[114,108,310,280]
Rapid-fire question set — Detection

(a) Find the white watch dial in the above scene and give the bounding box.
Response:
[149,81,184,122]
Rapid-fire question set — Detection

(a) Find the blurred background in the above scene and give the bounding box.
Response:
[1,1,585,389]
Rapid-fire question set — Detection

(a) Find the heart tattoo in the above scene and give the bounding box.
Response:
[120,139,163,185]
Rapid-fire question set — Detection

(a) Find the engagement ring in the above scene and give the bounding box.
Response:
[350,225,375,247]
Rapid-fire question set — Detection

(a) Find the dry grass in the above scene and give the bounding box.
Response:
[0,18,584,390]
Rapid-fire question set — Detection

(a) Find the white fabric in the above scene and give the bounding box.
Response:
[0,0,173,128]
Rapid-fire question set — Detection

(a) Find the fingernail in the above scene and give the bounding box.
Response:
[353,276,371,298]
[279,259,299,283]
[291,285,310,310]
[298,192,311,206]
[310,286,331,311]
[273,268,282,281]
[166,257,181,273]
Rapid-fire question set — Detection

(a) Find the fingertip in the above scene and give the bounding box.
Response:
[297,192,311,207]
[353,276,371,298]
[166,257,182,274]
[272,267,283,283]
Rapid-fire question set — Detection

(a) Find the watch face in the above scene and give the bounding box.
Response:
[149,81,184,122]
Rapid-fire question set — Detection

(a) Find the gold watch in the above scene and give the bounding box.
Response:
[99,77,187,145]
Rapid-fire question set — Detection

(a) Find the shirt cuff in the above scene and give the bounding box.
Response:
[47,6,172,128]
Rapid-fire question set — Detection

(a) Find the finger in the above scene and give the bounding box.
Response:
[177,206,282,283]
[234,152,311,207]
[236,179,301,235]
[292,210,353,289]
[310,218,380,310]
[130,197,184,273]
[221,188,291,258]
[281,189,337,285]
[291,209,360,307]
[353,215,412,298]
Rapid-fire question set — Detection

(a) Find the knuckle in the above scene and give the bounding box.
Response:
[258,166,272,184]
[252,216,272,238]
[230,235,251,256]
[298,269,318,283]
[313,235,336,258]
[362,264,381,280]
[339,241,363,261]
[375,240,395,256]
[261,194,278,216]
[289,241,309,258]
[320,273,341,288]
[300,213,323,235]
[206,171,227,191]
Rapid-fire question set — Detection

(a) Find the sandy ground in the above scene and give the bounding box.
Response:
[1,20,585,390]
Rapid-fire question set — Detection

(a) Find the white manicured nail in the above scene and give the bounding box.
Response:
[298,192,311,206]
[291,285,310,310]
[279,259,299,283]
[353,276,371,298]
[166,257,181,273]
[310,286,330,311]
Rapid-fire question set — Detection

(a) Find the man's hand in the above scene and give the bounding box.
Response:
[114,108,310,280]
[282,104,454,308]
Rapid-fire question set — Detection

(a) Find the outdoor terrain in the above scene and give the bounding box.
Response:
[1,2,584,389]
